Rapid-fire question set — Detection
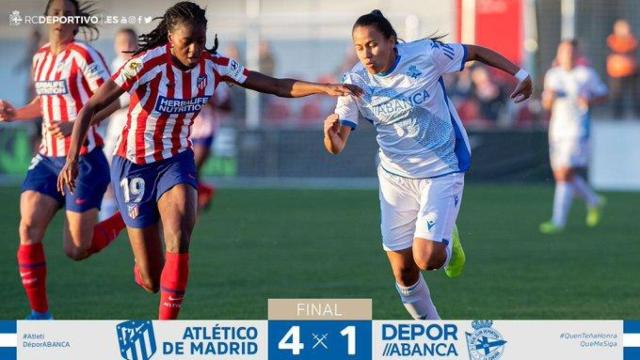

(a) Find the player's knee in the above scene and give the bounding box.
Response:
[19,219,45,244]
[140,277,160,293]
[63,244,90,261]
[414,249,446,271]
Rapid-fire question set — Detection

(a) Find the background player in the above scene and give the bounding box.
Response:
[57,1,361,319]
[100,27,138,220]
[0,0,125,319]
[539,40,608,234]
[323,10,532,319]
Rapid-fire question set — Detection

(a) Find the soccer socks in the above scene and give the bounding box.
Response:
[396,274,440,320]
[552,182,574,228]
[572,176,600,207]
[88,212,125,254]
[159,252,189,320]
[17,243,48,313]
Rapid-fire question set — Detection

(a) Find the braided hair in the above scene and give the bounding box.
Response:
[133,1,218,56]
[44,0,100,41]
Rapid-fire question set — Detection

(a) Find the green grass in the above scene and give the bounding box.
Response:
[0,185,638,319]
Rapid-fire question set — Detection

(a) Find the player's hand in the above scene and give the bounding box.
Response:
[578,96,590,110]
[324,114,341,138]
[57,159,79,194]
[0,100,16,122]
[510,76,533,103]
[323,84,363,97]
[49,122,74,139]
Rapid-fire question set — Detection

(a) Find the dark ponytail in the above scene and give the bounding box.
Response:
[353,9,398,43]
[133,1,218,56]
[44,0,100,41]
[353,9,448,44]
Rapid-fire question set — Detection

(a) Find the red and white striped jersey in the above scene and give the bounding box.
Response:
[32,40,110,157]
[112,44,249,164]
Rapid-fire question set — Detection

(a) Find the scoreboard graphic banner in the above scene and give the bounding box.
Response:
[2,299,637,360]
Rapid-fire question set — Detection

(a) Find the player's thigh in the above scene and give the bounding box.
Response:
[128,224,164,281]
[19,190,60,244]
[413,173,464,266]
[157,184,197,253]
[378,167,420,252]
[385,247,420,286]
[63,209,99,249]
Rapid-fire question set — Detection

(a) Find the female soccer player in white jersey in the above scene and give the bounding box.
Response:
[57,1,360,319]
[539,40,608,234]
[323,10,532,319]
[0,0,126,320]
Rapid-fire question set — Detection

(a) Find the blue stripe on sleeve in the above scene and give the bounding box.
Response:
[339,119,357,130]
[460,45,468,71]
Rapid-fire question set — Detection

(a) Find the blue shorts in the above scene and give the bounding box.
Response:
[111,150,198,228]
[191,135,214,149]
[22,148,110,213]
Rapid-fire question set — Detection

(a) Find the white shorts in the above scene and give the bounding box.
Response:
[549,137,589,170]
[378,167,464,252]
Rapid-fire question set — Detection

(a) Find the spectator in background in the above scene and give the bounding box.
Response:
[470,66,507,126]
[258,40,275,76]
[606,19,639,118]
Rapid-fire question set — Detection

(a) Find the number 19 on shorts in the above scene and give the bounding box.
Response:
[268,321,371,359]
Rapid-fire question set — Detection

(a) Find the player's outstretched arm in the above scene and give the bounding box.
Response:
[0,97,41,122]
[240,71,363,98]
[464,45,533,103]
[323,114,351,155]
[57,80,124,194]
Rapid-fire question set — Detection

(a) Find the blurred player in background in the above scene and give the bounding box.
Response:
[190,82,232,210]
[58,1,360,319]
[323,10,532,319]
[0,0,125,320]
[539,40,608,234]
[100,28,138,220]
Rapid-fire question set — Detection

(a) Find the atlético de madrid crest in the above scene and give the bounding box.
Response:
[197,75,207,90]
[465,320,507,360]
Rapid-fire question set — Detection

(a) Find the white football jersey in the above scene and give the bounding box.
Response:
[335,39,471,179]
[544,65,608,141]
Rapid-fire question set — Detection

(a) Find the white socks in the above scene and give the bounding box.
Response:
[552,182,574,228]
[396,274,440,320]
[572,175,599,207]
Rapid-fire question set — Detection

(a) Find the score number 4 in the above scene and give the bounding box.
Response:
[278,325,356,356]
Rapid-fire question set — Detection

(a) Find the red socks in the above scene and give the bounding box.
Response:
[89,212,125,254]
[158,252,189,320]
[17,243,48,313]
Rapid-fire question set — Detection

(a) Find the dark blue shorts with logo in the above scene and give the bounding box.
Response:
[111,149,198,228]
[22,148,110,212]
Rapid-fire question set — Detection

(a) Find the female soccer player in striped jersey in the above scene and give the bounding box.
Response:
[323,10,532,319]
[0,0,125,320]
[57,1,360,320]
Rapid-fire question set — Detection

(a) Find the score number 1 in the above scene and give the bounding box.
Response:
[278,325,357,356]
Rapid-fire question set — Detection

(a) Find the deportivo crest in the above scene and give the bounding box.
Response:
[465,320,507,360]
[406,65,422,79]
